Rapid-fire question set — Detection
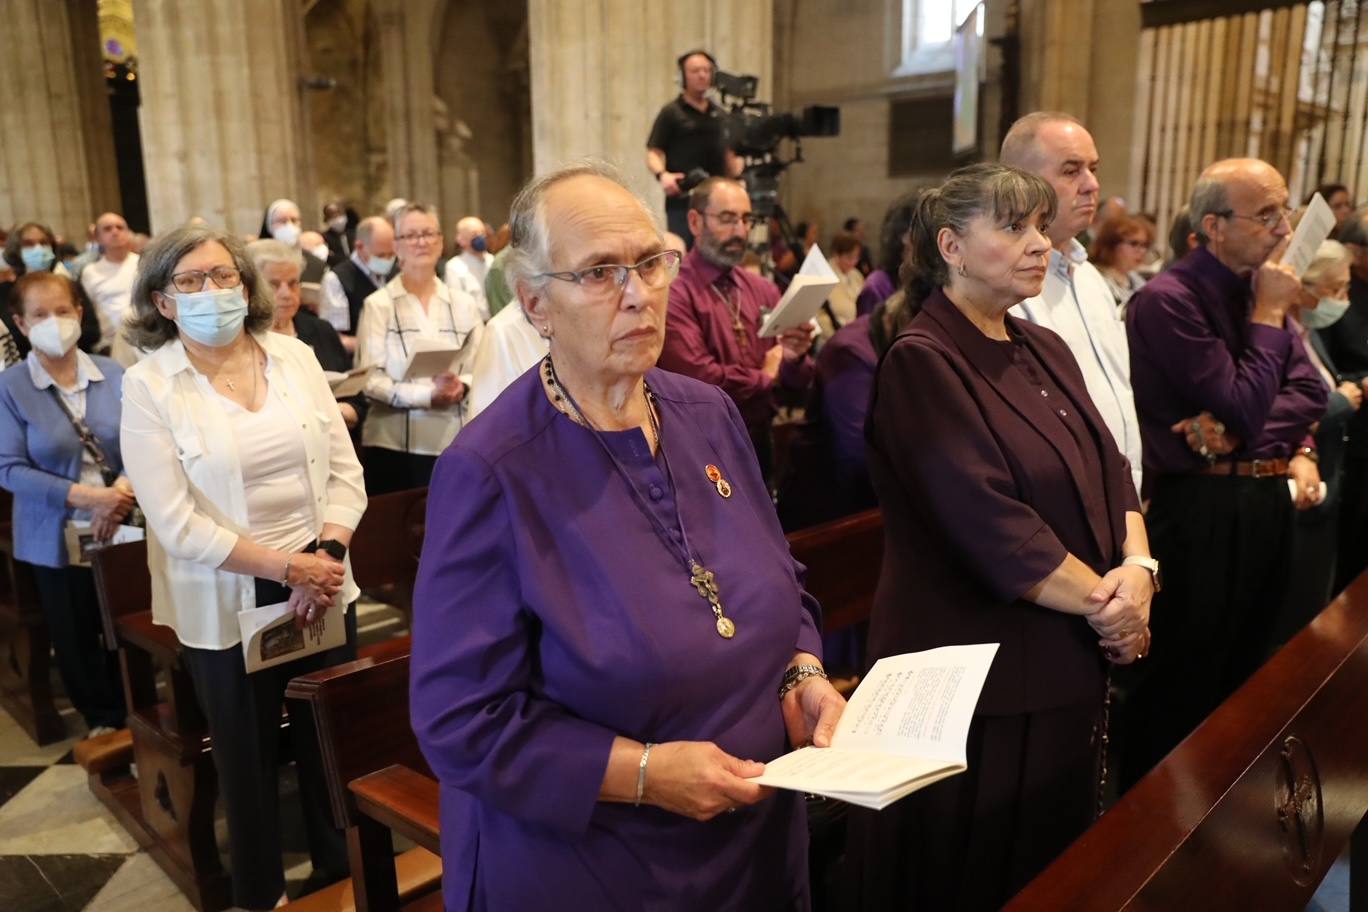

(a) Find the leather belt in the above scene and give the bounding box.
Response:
[1193,457,1289,478]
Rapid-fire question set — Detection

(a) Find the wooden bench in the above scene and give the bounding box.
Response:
[0,488,65,744]
[285,644,441,912]
[1007,569,1368,910]
[786,508,882,635]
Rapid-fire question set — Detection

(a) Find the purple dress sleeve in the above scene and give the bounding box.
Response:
[870,337,1069,601]
[409,444,617,837]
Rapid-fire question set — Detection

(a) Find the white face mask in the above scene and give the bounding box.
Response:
[272,222,301,247]
[27,315,81,358]
[327,216,348,233]
[309,243,330,262]
[1302,296,1351,329]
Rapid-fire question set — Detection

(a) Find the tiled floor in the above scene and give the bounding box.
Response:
[1,599,408,912]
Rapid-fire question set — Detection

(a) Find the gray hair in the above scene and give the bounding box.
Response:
[393,203,438,237]
[245,238,304,277]
[1190,176,1232,245]
[1338,206,1368,247]
[1303,239,1352,287]
[126,224,273,351]
[355,215,387,248]
[503,159,657,299]
[999,111,1084,168]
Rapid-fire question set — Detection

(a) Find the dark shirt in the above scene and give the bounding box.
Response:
[646,96,728,205]
[292,310,367,433]
[322,227,352,268]
[865,288,1138,714]
[1322,275,1368,456]
[1125,247,1326,475]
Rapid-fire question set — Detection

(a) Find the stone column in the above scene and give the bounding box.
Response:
[132,0,315,235]
[527,0,773,220]
[0,0,121,242]
[371,0,445,210]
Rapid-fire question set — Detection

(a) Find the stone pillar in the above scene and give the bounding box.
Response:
[527,0,773,220]
[0,0,121,242]
[371,0,445,209]
[133,0,315,235]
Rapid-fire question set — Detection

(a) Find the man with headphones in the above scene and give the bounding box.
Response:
[647,49,742,246]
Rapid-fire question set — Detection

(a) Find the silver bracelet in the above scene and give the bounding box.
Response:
[634,742,655,807]
[280,554,293,586]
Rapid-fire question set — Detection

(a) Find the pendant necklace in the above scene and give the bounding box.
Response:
[543,357,737,639]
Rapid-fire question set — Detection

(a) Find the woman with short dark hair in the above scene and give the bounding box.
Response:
[850,163,1154,911]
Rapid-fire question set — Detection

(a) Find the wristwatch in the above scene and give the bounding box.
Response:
[318,539,347,561]
[778,663,828,700]
[1122,555,1162,593]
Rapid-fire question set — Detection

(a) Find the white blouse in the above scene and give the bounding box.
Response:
[120,332,367,649]
[356,275,483,456]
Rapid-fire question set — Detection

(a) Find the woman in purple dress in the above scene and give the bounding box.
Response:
[409,162,846,911]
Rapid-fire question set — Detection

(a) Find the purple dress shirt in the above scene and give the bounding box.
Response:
[660,247,815,438]
[1126,247,1326,475]
[817,314,879,488]
[410,366,822,911]
[855,269,896,318]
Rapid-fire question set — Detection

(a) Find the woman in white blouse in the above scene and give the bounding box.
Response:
[120,225,368,910]
[356,203,483,494]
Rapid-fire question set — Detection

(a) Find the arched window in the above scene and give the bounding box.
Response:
[898,0,980,75]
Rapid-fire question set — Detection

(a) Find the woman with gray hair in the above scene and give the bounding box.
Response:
[246,238,363,432]
[120,224,367,909]
[1277,239,1361,641]
[409,162,844,910]
[851,163,1153,910]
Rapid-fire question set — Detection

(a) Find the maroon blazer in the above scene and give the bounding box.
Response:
[865,288,1140,715]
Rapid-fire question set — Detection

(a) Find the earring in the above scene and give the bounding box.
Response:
[957,262,968,278]
[539,323,553,339]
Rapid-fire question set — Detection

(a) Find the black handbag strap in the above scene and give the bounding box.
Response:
[47,387,118,487]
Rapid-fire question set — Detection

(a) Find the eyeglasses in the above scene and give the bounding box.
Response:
[396,231,441,245]
[1220,206,1294,231]
[704,210,758,229]
[537,250,682,296]
[168,266,242,294]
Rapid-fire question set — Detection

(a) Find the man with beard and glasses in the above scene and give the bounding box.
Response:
[659,177,815,477]
[1001,111,1144,498]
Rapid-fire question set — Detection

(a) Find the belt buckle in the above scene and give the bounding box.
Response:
[1250,458,1278,478]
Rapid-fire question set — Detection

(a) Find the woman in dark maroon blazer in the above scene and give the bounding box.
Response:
[849,163,1156,911]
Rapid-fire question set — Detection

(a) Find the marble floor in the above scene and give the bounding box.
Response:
[1,598,409,912]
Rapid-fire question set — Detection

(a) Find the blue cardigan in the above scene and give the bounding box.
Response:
[0,355,125,568]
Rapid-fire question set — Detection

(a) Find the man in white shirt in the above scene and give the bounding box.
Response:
[467,301,549,420]
[321,216,397,355]
[79,212,140,353]
[443,216,494,321]
[1002,111,1144,496]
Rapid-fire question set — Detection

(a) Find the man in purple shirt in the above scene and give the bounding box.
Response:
[1122,158,1327,786]
[659,177,815,475]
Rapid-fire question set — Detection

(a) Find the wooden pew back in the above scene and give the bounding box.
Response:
[786,509,882,634]
[1007,573,1368,910]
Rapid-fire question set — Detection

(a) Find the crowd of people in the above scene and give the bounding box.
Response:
[0,91,1363,909]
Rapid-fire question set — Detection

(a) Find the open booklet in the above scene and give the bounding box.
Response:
[237,600,346,673]
[758,244,839,338]
[400,338,463,382]
[1283,192,1335,278]
[750,643,999,810]
[324,364,371,399]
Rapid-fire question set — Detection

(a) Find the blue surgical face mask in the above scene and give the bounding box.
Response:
[173,286,248,347]
[20,245,55,272]
[1302,296,1351,330]
[470,235,488,254]
[366,255,395,276]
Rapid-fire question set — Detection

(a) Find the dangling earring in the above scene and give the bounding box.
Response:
[957,262,968,278]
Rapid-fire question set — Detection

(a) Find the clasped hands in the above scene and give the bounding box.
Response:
[1086,564,1153,665]
[642,664,846,822]
[285,549,345,627]
[430,372,466,409]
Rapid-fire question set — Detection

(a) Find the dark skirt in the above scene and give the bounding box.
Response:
[846,702,1100,911]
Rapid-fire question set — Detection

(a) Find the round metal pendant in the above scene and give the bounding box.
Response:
[716,615,736,638]
[716,479,732,498]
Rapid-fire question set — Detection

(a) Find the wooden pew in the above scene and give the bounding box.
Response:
[0,488,65,744]
[92,539,228,912]
[1006,571,1368,910]
[284,643,440,912]
[786,508,882,634]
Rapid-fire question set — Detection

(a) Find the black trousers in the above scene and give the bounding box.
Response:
[1335,452,1368,593]
[181,581,358,911]
[27,563,125,730]
[1119,473,1292,789]
[362,445,438,496]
